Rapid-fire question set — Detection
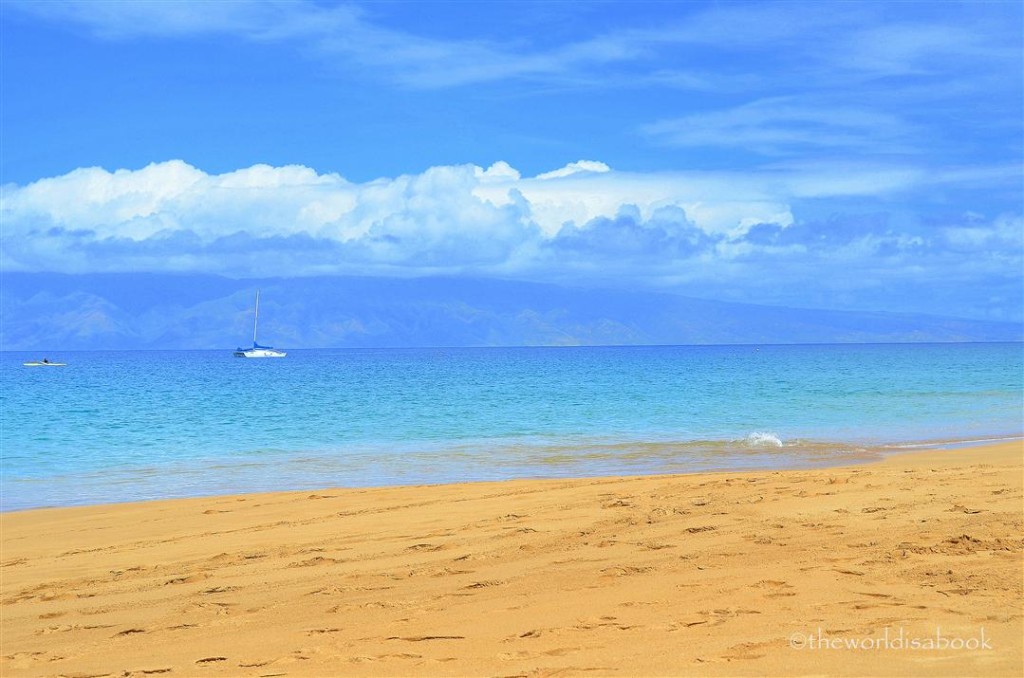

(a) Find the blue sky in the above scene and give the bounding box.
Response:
[2,0,1022,321]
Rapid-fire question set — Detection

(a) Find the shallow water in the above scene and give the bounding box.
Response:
[2,343,1021,510]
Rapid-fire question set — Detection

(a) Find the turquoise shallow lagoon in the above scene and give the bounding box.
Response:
[2,343,1021,511]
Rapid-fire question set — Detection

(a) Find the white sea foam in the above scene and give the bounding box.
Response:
[744,431,784,448]
[885,435,1023,451]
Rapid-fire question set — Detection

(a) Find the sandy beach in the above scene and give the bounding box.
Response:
[1,441,1021,677]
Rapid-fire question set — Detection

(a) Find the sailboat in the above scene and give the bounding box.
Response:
[234,290,286,358]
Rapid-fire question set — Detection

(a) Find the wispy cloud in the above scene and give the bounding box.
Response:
[8,0,652,88]
[838,20,1021,78]
[15,1,1017,91]
[641,97,914,156]
[8,0,357,41]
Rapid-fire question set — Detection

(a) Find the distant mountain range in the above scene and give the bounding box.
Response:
[1,272,1020,351]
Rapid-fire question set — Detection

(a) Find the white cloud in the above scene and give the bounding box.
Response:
[534,160,611,180]
[6,160,203,232]
[2,159,790,257]
[2,159,1017,293]
[472,165,794,237]
[474,161,521,183]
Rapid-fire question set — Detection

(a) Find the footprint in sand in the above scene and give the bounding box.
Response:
[755,579,796,598]
[463,580,505,589]
[115,628,147,637]
[685,525,717,534]
[164,573,209,585]
[406,543,445,552]
[288,556,344,567]
[600,566,654,577]
[3,651,65,668]
[721,640,772,660]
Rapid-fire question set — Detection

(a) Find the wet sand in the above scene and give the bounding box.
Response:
[1,441,1021,677]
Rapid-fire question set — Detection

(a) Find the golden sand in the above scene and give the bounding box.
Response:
[2,441,1021,677]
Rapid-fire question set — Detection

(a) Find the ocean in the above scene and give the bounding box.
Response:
[2,343,1021,511]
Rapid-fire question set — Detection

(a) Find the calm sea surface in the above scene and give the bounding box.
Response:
[2,343,1021,511]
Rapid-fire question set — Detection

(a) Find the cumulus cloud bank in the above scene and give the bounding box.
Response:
[2,159,1021,319]
[2,159,791,275]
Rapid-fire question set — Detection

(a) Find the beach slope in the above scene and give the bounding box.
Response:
[2,442,1021,676]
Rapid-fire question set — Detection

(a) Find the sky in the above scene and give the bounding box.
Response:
[1,0,1022,322]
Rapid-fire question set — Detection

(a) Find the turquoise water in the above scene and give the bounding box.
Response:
[2,343,1021,511]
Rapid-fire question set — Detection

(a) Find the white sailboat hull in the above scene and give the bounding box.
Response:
[233,348,287,358]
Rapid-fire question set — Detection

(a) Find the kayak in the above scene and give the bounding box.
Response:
[23,361,66,367]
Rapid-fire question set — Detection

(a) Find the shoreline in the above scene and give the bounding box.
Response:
[4,433,1022,514]
[2,440,1021,676]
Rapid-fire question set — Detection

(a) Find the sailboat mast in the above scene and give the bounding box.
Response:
[253,290,260,346]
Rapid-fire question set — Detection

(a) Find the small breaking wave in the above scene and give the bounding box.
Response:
[742,431,784,448]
